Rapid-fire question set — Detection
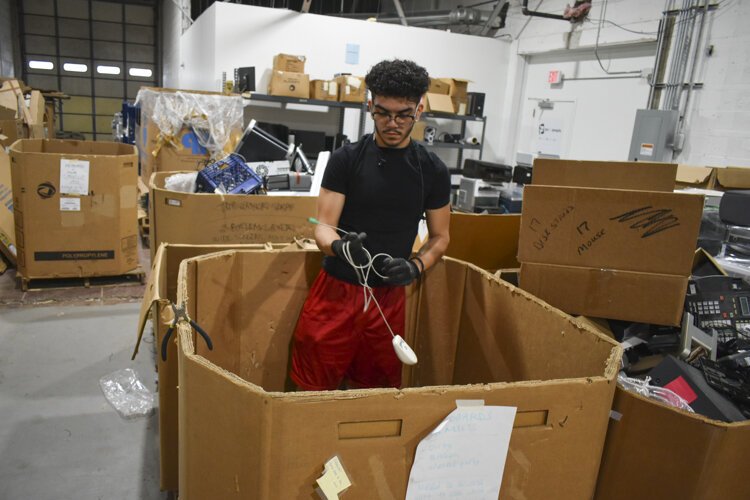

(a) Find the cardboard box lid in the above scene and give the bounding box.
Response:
[715,166,750,189]
[0,105,15,120]
[425,93,454,113]
[518,185,704,275]
[533,158,678,192]
[676,165,715,185]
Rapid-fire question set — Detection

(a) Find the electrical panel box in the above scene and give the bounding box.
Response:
[628,109,679,162]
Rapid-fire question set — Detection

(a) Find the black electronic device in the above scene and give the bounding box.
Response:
[724,225,750,259]
[439,133,463,144]
[719,189,750,227]
[685,276,750,331]
[648,355,746,422]
[512,165,533,185]
[235,122,289,163]
[291,129,327,157]
[466,92,485,117]
[234,67,256,93]
[700,358,750,416]
[462,159,513,184]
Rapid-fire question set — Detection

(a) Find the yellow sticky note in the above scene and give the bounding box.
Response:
[316,456,351,499]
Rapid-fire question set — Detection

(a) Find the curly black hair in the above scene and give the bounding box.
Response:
[365,59,430,103]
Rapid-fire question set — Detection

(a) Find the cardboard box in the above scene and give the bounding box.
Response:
[445,212,520,271]
[428,78,450,95]
[518,159,703,326]
[715,166,750,190]
[438,77,470,99]
[0,118,26,149]
[595,386,750,500]
[335,75,366,103]
[135,87,243,184]
[175,250,621,499]
[148,171,317,258]
[452,96,468,115]
[0,149,16,264]
[132,242,294,491]
[310,79,338,101]
[273,53,306,73]
[423,93,455,114]
[676,164,716,190]
[410,121,427,141]
[268,70,310,99]
[9,139,138,279]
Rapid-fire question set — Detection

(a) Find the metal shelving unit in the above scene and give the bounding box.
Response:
[420,112,487,168]
[241,93,368,149]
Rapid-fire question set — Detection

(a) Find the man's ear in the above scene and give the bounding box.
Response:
[367,99,373,113]
[415,98,425,120]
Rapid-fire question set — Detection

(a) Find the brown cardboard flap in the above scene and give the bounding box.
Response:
[518,185,704,275]
[693,247,728,276]
[132,243,169,359]
[424,93,454,113]
[715,166,750,189]
[676,165,715,185]
[533,158,678,192]
[520,262,688,326]
[446,212,520,270]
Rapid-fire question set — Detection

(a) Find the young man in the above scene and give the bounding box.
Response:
[290,59,451,391]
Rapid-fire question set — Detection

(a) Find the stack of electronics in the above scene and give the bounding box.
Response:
[615,263,750,422]
[195,119,314,195]
[715,190,750,281]
[454,159,531,214]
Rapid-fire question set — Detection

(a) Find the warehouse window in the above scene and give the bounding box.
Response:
[63,63,88,72]
[19,0,160,141]
[28,60,54,70]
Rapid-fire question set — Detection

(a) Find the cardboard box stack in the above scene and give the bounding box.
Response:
[0,149,16,266]
[147,171,316,259]
[422,78,455,113]
[0,79,48,147]
[9,139,139,280]
[134,87,244,184]
[518,158,704,326]
[440,78,470,115]
[268,53,310,98]
[175,249,621,499]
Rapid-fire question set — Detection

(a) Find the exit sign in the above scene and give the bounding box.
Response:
[548,70,562,84]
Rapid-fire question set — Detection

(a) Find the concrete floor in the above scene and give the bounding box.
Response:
[0,303,165,500]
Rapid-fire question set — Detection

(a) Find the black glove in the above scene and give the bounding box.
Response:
[381,257,420,286]
[331,232,369,266]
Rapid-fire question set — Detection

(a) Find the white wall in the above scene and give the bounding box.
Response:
[162,0,191,88]
[178,3,511,164]
[500,0,750,167]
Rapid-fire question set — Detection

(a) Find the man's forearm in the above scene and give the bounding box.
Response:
[414,233,449,272]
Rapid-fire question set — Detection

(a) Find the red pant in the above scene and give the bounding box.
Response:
[290,270,405,391]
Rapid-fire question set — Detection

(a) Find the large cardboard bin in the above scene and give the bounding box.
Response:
[132,242,294,491]
[175,249,621,499]
[148,171,316,258]
[519,159,703,326]
[9,139,138,279]
[595,386,750,500]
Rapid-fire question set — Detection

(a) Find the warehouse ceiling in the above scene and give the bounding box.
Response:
[189,0,512,37]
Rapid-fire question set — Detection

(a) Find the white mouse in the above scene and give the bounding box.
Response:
[392,335,418,365]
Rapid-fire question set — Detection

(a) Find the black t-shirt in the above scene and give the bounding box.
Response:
[321,134,451,286]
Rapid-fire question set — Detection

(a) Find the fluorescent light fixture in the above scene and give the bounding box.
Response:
[128,67,152,78]
[96,65,120,75]
[63,63,87,72]
[28,60,54,70]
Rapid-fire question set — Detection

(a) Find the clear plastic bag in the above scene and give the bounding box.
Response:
[135,88,244,161]
[99,368,155,419]
[164,171,199,193]
[617,373,695,413]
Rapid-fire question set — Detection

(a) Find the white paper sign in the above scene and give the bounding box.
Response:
[534,117,563,156]
[316,455,351,499]
[59,197,81,211]
[640,143,654,156]
[60,159,90,195]
[406,405,517,500]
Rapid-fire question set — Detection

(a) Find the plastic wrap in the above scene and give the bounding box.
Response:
[165,172,199,193]
[617,373,695,413]
[135,88,244,160]
[99,368,155,419]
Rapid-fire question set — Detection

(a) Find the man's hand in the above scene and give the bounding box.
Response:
[331,232,369,266]
[381,257,420,286]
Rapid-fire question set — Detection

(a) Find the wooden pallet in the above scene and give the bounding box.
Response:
[18,266,145,292]
[138,208,150,243]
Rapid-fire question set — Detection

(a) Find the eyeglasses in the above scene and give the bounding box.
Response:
[371,110,417,125]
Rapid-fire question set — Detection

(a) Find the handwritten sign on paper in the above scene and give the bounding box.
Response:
[406,406,517,500]
[60,159,90,195]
